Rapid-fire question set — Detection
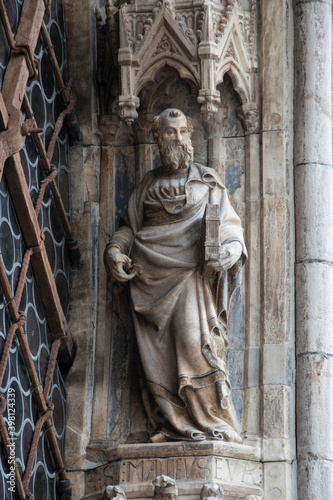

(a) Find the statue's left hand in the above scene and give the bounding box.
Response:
[207,241,242,271]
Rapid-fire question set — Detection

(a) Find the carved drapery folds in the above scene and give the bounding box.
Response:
[98,0,258,132]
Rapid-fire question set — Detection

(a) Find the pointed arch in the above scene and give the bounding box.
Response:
[134,54,200,96]
[216,61,251,105]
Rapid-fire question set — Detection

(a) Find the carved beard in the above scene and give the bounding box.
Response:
[158,139,194,170]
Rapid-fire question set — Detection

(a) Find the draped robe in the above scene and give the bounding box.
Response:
[107,163,247,441]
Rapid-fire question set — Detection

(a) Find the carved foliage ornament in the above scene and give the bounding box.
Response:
[99,0,258,130]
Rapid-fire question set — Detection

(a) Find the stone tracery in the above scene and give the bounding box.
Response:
[97,0,259,129]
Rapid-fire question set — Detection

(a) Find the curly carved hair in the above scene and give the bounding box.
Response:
[151,108,193,141]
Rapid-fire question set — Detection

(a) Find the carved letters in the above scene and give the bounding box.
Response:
[123,457,211,483]
[86,456,262,493]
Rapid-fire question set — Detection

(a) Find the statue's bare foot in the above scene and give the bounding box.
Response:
[150,432,167,443]
[222,429,242,444]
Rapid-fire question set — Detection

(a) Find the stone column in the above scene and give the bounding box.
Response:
[294,1,333,498]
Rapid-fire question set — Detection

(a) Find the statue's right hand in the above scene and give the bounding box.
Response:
[105,247,136,282]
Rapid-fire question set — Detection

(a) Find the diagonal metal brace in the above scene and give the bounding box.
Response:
[12,43,39,83]
[0,106,25,170]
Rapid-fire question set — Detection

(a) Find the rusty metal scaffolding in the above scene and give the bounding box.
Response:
[0,0,81,498]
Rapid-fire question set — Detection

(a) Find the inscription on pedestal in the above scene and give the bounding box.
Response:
[121,457,211,483]
[214,458,262,486]
[85,456,262,495]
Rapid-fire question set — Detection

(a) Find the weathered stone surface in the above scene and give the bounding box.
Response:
[227,349,245,389]
[90,147,116,441]
[262,197,289,344]
[178,482,263,500]
[245,135,260,203]
[65,426,89,470]
[63,0,100,144]
[262,344,293,386]
[244,200,260,348]
[244,348,260,388]
[294,1,332,166]
[297,354,333,460]
[70,146,101,212]
[68,471,86,500]
[261,438,294,463]
[87,440,261,465]
[135,144,155,182]
[261,384,295,463]
[263,462,296,500]
[260,0,293,132]
[295,164,333,262]
[261,131,288,197]
[242,387,260,445]
[225,138,246,165]
[262,386,291,440]
[207,137,225,178]
[66,202,100,468]
[228,288,246,350]
[296,262,333,356]
[260,23,294,494]
[298,456,333,500]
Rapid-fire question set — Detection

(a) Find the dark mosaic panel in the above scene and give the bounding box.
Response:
[0,1,70,498]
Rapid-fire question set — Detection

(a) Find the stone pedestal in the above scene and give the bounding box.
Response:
[83,442,263,500]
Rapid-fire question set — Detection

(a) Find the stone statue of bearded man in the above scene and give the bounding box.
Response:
[104,108,247,443]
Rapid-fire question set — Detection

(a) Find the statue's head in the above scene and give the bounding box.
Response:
[152,108,194,170]
[200,483,224,500]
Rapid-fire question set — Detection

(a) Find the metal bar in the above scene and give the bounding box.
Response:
[45,417,67,481]
[14,247,34,307]
[22,410,51,490]
[4,153,68,337]
[47,97,74,160]
[22,94,51,169]
[50,182,72,235]
[0,316,25,388]
[1,0,44,110]
[34,166,57,216]
[22,93,76,239]
[41,20,83,145]
[0,414,27,500]
[0,252,68,494]
[0,0,76,335]
[0,90,8,129]
[43,338,61,399]
[0,260,18,320]
[41,20,70,105]
[0,253,70,487]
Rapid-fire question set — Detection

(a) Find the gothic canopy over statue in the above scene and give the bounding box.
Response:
[97,0,259,129]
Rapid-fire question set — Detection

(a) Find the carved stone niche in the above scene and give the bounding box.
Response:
[88,59,262,497]
[93,3,262,500]
[96,0,259,131]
